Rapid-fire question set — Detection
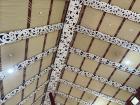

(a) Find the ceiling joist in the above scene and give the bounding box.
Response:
[76,25,140,53]
[70,47,140,76]
[64,65,136,94]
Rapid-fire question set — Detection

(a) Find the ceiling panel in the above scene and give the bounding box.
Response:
[0,0,28,32]
[81,7,104,30]
[49,0,65,24]
[30,0,51,27]
[0,0,140,105]
[25,60,40,81]
[27,35,44,58]
[23,80,37,98]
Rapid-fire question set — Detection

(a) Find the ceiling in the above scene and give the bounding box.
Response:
[0,0,140,105]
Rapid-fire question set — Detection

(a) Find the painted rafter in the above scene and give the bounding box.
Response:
[0,66,51,105]
[70,47,140,76]
[55,91,91,105]
[83,0,140,23]
[0,23,63,46]
[44,0,140,104]
[0,47,57,80]
[76,25,140,53]
[18,81,48,105]
[64,65,136,94]
[59,79,125,105]
[44,0,83,104]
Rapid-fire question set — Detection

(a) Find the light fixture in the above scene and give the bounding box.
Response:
[131,97,139,105]
[7,68,14,74]
[124,60,131,65]
[39,11,42,14]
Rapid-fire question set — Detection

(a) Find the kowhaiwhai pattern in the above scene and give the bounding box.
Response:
[0,23,63,46]
[65,65,136,94]
[0,67,51,104]
[83,0,140,23]
[44,1,83,104]
[0,47,56,80]
[70,47,140,76]
[59,79,125,105]
[76,25,140,53]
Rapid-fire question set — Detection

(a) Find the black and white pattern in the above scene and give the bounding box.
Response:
[0,47,56,80]
[83,0,140,23]
[44,92,51,105]
[65,65,136,94]
[55,91,91,105]
[44,0,83,104]
[70,47,140,76]
[19,81,48,105]
[76,25,140,53]
[0,67,51,104]
[59,79,125,105]
[0,23,63,45]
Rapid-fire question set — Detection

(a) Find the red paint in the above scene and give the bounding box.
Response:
[49,92,55,105]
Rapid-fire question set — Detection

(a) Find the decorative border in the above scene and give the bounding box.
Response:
[70,47,140,76]
[0,23,63,46]
[0,67,51,104]
[0,47,57,80]
[59,79,125,105]
[76,25,140,53]
[44,1,83,104]
[55,91,91,105]
[83,0,140,23]
[65,65,136,94]
[18,81,48,105]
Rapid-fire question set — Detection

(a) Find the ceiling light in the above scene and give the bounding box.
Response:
[39,11,42,14]
[124,60,131,65]
[7,68,14,74]
[131,97,139,105]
